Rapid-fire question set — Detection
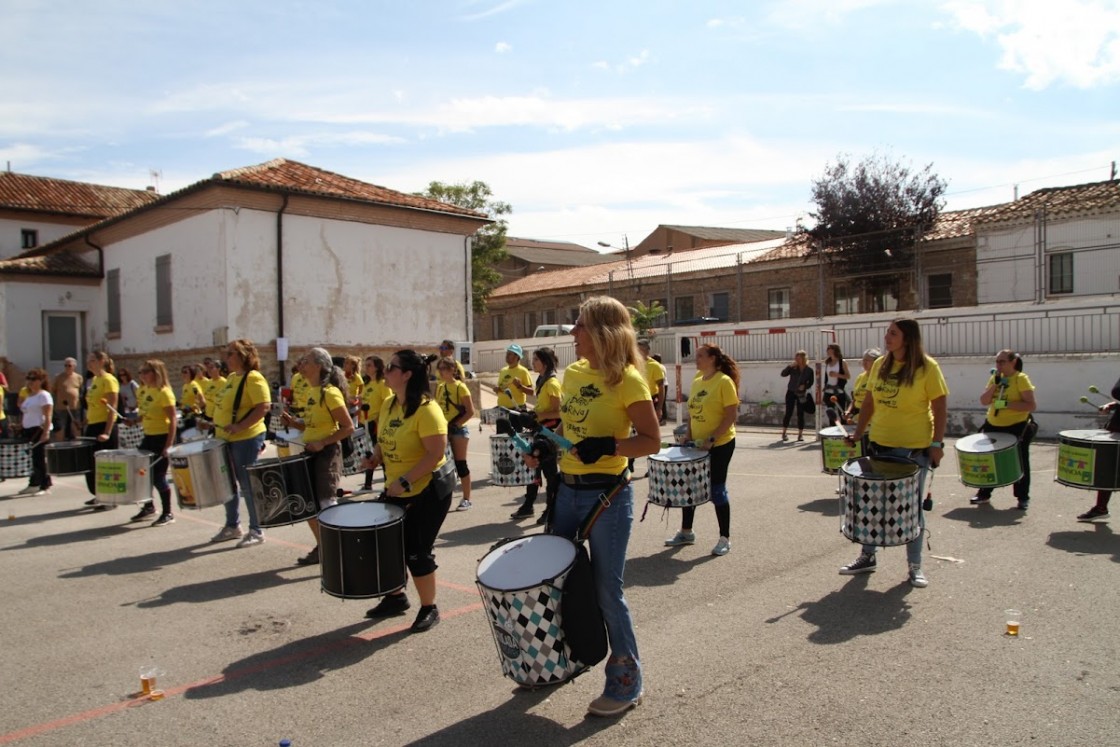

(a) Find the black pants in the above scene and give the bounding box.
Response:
[387,468,453,577]
[783,391,807,431]
[681,439,734,536]
[139,434,173,515]
[83,422,118,495]
[976,419,1034,501]
[26,427,51,490]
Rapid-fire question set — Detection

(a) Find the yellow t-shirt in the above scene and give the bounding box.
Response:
[361,379,390,425]
[986,371,1034,428]
[139,384,177,435]
[688,371,738,446]
[559,360,651,475]
[377,397,448,497]
[851,371,870,409]
[289,372,310,414]
[645,358,667,396]
[536,375,563,419]
[866,356,949,449]
[86,373,119,425]
[181,380,203,412]
[0,384,6,422]
[435,379,471,426]
[300,384,346,443]
[202,376,226,418]
[346,374,364,405]
[17,386,29,407]
[214,371,271,442]
[497,364,532,408]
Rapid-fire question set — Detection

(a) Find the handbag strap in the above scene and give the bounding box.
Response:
[229,372,250,425]
[575,468,632,543]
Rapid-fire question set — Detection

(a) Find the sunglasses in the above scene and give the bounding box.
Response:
[386,362,402,372]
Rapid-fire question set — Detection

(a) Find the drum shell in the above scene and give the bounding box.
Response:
[480,407,503,425]
[0,438,32,478]
[489,435,535,487]
[1055,429,1120,491]
[476,534,587,687]
[318,502,407,599]
[819,425,862,475]
[45,439,96,476]
[839,456,922,546]
[342,428,374,476]
[168,439,237,510]
[954,432,1023,488]
[118,424,145,450]
[247,454,317,527]
[94,449,154,505]
[647,447,711,507]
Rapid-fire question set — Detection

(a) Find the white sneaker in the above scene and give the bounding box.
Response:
[664,530,695,547]
[908,563,929,588]
[711,536,730,556]
[237,532,264,548]
[210,525,243,543]
[457,499,472,511]
[18,485,38,496]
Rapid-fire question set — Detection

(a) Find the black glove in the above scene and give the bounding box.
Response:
[573,436,617,464]
[496,418,515,436]
[531,435,556,461]
[500,408,537,432]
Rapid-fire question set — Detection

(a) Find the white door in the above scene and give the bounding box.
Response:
[43,312,82,374]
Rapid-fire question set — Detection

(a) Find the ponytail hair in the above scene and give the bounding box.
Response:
[699,343,740,388]
[998,348,1024,372]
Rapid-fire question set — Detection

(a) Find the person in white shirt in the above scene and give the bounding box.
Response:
[19,368,54,495]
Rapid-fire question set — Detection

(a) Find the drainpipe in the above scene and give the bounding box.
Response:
[84,235,104,276]
[464,234,473,341]
[276,193,289,339]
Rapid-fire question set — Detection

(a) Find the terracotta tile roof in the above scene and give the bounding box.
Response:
[215,159,487,219]
[0,171,158,218]
[505,237,613,267]
[0,252,99,277]
[659,225,788,243]
[975,179,1120,224]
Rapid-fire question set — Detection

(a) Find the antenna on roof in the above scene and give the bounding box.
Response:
[149,169,163,194]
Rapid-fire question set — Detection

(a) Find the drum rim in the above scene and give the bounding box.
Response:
[955,431,1019,450]
[317,501,405,529]
[840,454,920,478]
[476,533,579,592]
[168,438,225,456]
[1058,429,1120,443]
[650,446,710,462]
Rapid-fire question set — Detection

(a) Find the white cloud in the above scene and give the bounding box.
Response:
[459,0,528,22]
[766,0,897,29]
[0,142,63,170]
[235,131,406,157]
[204,120,250,137]
[940,0,1120,89]
[495,41,512,54]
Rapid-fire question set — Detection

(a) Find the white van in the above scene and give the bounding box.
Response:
[533,324,574,337]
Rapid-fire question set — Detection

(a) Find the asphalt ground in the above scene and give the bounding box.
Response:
[0,417,1117,746]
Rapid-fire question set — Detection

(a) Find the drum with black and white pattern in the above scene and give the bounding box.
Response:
[647,446,711,507]
[342,427,375,476]
[839,455,922,546]
[489,434,534,487]
[0,438,32,479]
[118,424,145,450]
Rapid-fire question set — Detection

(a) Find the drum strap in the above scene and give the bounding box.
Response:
[575,469,632,543]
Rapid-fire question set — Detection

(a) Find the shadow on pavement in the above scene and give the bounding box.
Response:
[766,574,913,644]
[437,521,529,550]
[2,519,134,549]
[185,620,393,698]
[131,566,317,608]
[940,506,1025,528]
[1046,524,1119,562]
[798,498,838,515]
[58,541,213,577]
[403,685,617,746]
[625,549,718,588]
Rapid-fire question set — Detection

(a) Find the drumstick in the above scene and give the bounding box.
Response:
[1086,386,1112,405]
[99,397,124,420]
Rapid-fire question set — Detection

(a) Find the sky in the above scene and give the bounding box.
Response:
[2,0,1118,248]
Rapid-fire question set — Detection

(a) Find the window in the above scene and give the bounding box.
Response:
[674,295,694,321]
[155,254,173,328]
[927,273,953,308]
[768,288,790,320]
[834,284,859,315]
[20,229,38,249]
[523,312,536,336]
[107,269,121,335]
[491,315,503,340]
[866,278,899,313]
[710,292,730,321]
[568,308,579,324]
[1049,252,1073,294]
[542,309,556,325]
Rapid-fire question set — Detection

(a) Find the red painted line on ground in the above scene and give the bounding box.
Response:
[0,601,484,745]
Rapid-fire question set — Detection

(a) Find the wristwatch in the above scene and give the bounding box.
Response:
[398,476,412,492]
[930,440,944,449]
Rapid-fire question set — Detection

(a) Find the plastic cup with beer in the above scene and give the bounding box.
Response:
[139,665,164,696]
[1004,609,1022,637]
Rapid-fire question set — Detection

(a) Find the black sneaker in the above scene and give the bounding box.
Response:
[151,513,175,527]
[83,497,99,506]
[1014,500,1029,511]
[1077,506,1110,522]
[969,494,991,505]
[131,503,156,522]
[536,509,550,527]
[296,546,320,566]
[92,504,112,511]
[510,505,534,520]
[366,593,411,619]
[410,604,440,632]
[839,553,877,575]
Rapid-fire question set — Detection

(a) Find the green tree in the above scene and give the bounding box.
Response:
[421,180,510,313]
[804,153,948,280]
[627,300,667,336]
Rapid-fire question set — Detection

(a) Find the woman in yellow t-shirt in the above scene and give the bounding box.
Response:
[665,343,740,556]
[511,347,563,523]
[201,357,227,422]
[844,348,880,423]
[845,318,949,588]
[435,357,475,511]
[83,351,120,505]
[133,360,178,526]
[280,347,354,566]
[362,350,453,633]
[359,355,390,491]
[343,355,364,418]
[179,364,206,435]
[210,339,272,547]
[971,349,1037,509]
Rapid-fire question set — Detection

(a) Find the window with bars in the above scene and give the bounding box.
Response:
[927,273,953,308]
[1048,252,1073,294]
[768,288,790,319]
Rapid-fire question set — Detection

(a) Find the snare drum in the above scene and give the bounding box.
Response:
[274,428,305,457]
[819,425,862,475]
[246,453,317,527]
[318,502,407,599]
[489,435,534,487]
[954,432,1023,488]
[179,427,208,443]
[647,446,711,507]
[118,424,145,450]
[1055,429,1120,491]
[45,439,96,476]
[342,427,374,476]
[476,534,604,687]
[0,438,32,479]
[839,456,922,546]
[168,439,237,509]
[94,449,154,505]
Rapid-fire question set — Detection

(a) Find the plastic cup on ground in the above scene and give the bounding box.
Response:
[1005,609,1022,636]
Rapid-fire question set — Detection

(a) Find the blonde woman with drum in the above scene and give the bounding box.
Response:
[971,349,1037,510]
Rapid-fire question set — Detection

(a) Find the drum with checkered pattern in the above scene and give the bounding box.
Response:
[647,446,711,507]
[341,427,374,476]
[118,424,144,450]
[0,438,31,479]
[477,534,600,688]
[489,434,534,487]
[839,456,922,546]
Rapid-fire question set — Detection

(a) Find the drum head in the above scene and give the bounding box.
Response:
[477,534,577,591]
[650,446,708,463]
[819,425,855,438]
[319,502,404,529]
[841,456,919,480]
[168,439,221,457]
[274,428,303,444]
[1059,429,1120,443]
[955,432,1018,452]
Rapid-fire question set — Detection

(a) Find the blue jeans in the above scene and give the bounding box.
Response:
[223,434,265,534]
[550,481,640,666]
[862,446,929,565]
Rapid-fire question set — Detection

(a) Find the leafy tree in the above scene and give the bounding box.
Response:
[627,300,667,336]
[421,180,510,313]
[804,153,948,279]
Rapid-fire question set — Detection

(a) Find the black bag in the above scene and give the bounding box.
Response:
[559,542,607,667]
[801,393,816,415]
[341,433,355,459]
